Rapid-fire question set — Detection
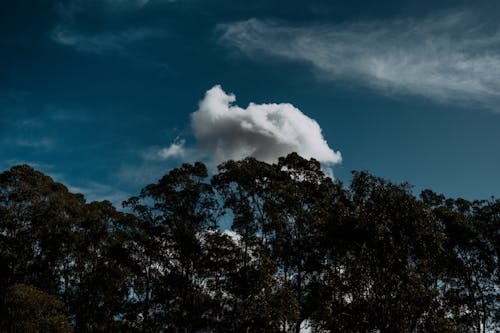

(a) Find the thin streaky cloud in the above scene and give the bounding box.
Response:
[52,26,162,55]
[4,108,91,130]
[9,138,55,150]
[219,12,500,110]
[105,0,177,7]
[56,0,162,21]
[52,0,171,56]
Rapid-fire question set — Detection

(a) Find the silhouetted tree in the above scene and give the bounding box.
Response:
[124,162,216,332]
[1,283,72,333]
[0,165,85,318]
[0,156,499,332]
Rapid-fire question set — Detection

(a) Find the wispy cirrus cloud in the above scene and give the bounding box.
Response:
[218,12,500,110]
[103,0,152,8]
[104,0,176,7]
[52,0,168,55]
[52,26,162,54]
[1,107,93,154]
[56,0,158,21]
[1,107,91,133]
[11,138,55,150]
[0,136,56,151]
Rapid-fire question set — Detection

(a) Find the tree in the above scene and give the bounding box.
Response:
[0,165,137,332]
[1,283,72,333]
[268,153,341,333]
[124,162,216,332]
[422,193,500,333]
[213,157,294,332]
[313,172,450,332]
[0,157,498,332]
[213,153,342,332]
[0,165,85,318]
[67,200,136,333]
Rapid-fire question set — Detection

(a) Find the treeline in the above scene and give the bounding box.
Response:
[0,153,499,332]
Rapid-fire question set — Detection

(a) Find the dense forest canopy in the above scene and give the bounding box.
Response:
[0,153,499,332]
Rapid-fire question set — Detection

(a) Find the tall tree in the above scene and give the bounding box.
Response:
[0,165,85,317]
[422,192,500,333]
[1,284,72,333]
[268,153,340,333]
[124,162,216,332]
[68,200,136,333]
[1,157,498,332]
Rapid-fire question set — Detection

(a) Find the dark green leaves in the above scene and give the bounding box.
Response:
[0,156,499,332]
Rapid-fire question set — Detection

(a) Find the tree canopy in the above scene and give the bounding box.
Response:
[0,155,498,332]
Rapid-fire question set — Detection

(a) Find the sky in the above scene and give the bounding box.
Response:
[2,0,500,205]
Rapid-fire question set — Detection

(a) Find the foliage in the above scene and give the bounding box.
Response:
[0,157,498,332]
[1,283,72,333]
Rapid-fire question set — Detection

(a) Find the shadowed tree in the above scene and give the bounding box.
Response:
[213,157,296,332]
[213,153,342,332]
[313,172,451,332]
[124,162,216,332]
[0,157,499,333]
[0,165,85,318]
[68,200,137,333]
[421,191,500,333]
[1,283,73,333]
[268,153,341,333]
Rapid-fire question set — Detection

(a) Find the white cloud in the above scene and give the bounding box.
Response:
[52,26,161,54]
[52,0,169,55]
[219,13,500,110]
[158,139,186,159]
[184,85,341,166]
[56,0,169,19]
[10,109,90,128]
[10,138,55,150]
[106,0,151,7]
[101,0,176,8]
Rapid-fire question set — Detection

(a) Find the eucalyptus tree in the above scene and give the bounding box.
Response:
[0,165,85,318]
[1,284,73,333]
[313,172,450,333]
[421,192,500,333]
[213,153,342,332]
[124,162,216,332]
[0,165,137,332]
[213,157,293,332]
[68,200,136,333]
[267,153,342,333]
[1,156,499,333]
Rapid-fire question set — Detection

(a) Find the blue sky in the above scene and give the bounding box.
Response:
[2,0,500,204]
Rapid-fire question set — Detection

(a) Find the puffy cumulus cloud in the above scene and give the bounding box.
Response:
[157,139,186,159]
[218,13,500,111]
[188,85,341,166]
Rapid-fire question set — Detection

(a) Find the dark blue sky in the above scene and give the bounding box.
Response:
[2,0,500,204]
